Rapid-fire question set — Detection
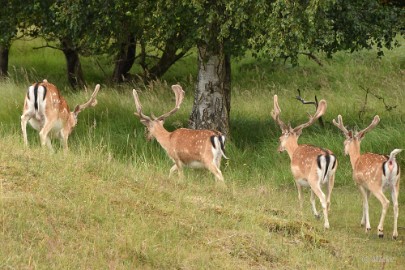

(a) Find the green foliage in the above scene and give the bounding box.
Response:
[2,0,403,87]
[250,0,404,64]
[0,0,32,46]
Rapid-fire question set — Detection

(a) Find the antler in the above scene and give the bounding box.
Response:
[293,99,327,133]
[357,115,380,139]
[156,84,185,121]
[132,89,152,122]
[332,115,350,137]
[271,95,289,131]
[74,84,100,115]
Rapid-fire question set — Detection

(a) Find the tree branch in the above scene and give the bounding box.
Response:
[359,86,397,119]
[300,52,323,66]
[33,44,62,51]
[295,89,324,128]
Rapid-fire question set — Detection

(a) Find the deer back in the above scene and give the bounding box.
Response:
[166,128,223,165]
[291,144,335,179]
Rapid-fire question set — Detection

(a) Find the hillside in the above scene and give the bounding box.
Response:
[0,40,405,269]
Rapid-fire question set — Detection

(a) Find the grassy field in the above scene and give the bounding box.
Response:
[0,38,405,269]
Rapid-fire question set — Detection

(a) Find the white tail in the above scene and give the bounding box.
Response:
[21,79,100,151]
[133,85,227,183]
[333,115,401,239]
[271,95,337,229]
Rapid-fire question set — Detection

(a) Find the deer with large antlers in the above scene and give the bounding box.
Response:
[132,85,228,183]
[333,115,401,239]
[271,95,337,229]
[21,79,100,151]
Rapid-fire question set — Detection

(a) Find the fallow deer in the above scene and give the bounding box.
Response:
[333,115,401,239]
[21,79,100,151]
[132,84,228,183]
[271,95,337,229]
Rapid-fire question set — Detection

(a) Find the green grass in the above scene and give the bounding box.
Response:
[1,38,405,269]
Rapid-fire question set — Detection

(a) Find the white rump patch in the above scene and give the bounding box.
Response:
[211,136,222,166]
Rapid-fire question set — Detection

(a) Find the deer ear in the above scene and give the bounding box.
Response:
[358,131,365,140]
[74,105,80,115]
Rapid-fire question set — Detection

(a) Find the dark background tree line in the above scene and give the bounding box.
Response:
[0,0,404,135]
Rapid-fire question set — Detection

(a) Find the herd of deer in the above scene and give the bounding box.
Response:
[20,79,401,239]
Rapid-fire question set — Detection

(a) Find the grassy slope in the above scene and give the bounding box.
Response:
[0,39,405,269]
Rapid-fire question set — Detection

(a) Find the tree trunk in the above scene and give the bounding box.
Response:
[60,38,85,89]
[0,44,9,78]
[147,41,188,79]
[189,42,231,136]
[112,34,136,83]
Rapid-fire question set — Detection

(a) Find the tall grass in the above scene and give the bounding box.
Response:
[1,38,405,269]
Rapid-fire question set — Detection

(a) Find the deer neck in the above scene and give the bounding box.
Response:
[285,139,299,160]
[152,124,172,151]
[348,143,361,169]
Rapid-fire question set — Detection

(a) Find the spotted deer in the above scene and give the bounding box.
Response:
[132,84,228,183]
[21,79,100,151]
[333,115,401,239]
[271,95,337,229]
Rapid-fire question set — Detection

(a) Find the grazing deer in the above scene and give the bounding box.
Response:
[271,95,337,229]
[21,79,100,151]
[132,85,228,183]
[333,115,401,239]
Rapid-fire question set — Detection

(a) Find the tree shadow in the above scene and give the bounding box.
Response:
[229,116,278,149]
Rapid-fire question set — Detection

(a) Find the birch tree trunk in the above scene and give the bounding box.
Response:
[189,42,231,136]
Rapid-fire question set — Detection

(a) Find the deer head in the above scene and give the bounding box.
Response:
[333,115,380,155]
[133,84,185,141]
[271,94,327,152]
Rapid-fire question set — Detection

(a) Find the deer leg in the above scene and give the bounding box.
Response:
[391,184,399,240]
[21,113,32,146]
[296,182,304,213]
[359,186,371,231]
[310,190,320,219]
[169,164,178,178]
[39,121,54,151]
[59,130,69,152]
[207,162,224,182]
[170,160,184,178]
[373,189,390,238]
[326,173,335,212]
[308,180,329,229]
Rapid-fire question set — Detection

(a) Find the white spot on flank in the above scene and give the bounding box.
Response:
[187,161,205,168]
[297,179,309,187]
